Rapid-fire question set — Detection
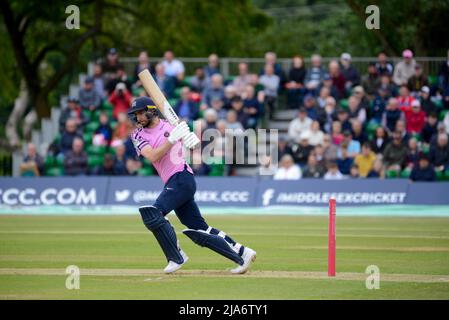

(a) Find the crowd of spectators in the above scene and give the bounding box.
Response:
[21,47,449,181]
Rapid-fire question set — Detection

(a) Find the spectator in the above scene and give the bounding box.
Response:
[351,119,368,145]
[79,77,101,112]
[288,108,312,142]
[404,100,426,134]
[397,85,415,112]
[318,96,338,133]
[63,137,88,176]
[291,131,314,166]
[421,113,439,144]
[337,143,353,175]
[190,67,208,93]
[307,120,324,146]
[303,153,325,178]
[349,164,360,178]
[361,62,380,98]
[204,53,220,79]
[133,51,151,86]
[324,161,345,180]
[20,143,44,176]
[101,48,124,79]
[317,86,331,109]
[339,53,360,90]
[419,86,437,115]
[393,49,416,86]
[352,85,370,111]
[109,82,132,119]
[347,95,367,124]
[113,143,130,175]
[305,54,326,95]
[92,63,106,99]
[106,65,132,94]
[259,64,280,120]
[59,97,88,133]
[174,87,199,123]
[277,135,294,161]
[367,158,385,178]
[404,137,420,169]
[375,51,394,76]
[93,112,113,146]
[154,63,175,99]
[407,64,428,95]
[303,94,319,120]
[226,109,244,131]
[383,131,408,172]
[331,120,344,145]
[286,55,306,109]
[111,112,133,147]
[258,155,277,177]
[322,134,338,162]
[201,74,225,109]
[354,143,376,177]
[210,97,227,120]
[328,60,346,98]
[430,123,448,148]
[370,87,389,125]
[379,73,397,97]
[261,51,286,84]
[410,154,436,182]
[438,49,449,92]
[336,109,352,132]
[274,154,302,180]
[444,112,449,135]
[230,96,249,128]
[162,50,185,81]
[60,119,82,155]
[233,63,252,95]
[395,120,410,145]
[319,73,340,100]
[95,153,116,175]
[370,126,389,154]
[382,97,404,133]
[429,133,449,172]
[223,85,238,110]
[242,85,263,129]
[338,130,361,158]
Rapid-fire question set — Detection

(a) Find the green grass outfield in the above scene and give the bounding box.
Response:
[0,214,449,299]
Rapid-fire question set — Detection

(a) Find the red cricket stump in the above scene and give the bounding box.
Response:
[328,198,336,277]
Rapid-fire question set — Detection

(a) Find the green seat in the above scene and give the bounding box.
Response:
[439,110,448,121]
[444,170,449,181]
[173,87,182,99]
[82,109,92,121]
[184,76,194,86]
[88,155,103,168]
[55,156,64,167]
[208,157,225,176]
[83,133,92,146]
[436,170,445,181]
[428,75,438,86]
[53,134,61,145]
[339,99,348,110]
[87,144,107,156]
[137,167,154,176]
[44,156,55,170]
[366,121,379,137]
[400,168,411,178]
[46,167,63,176]
[102,100,114,110]
[386,169,399,178]
[110,120,117,129]
[85,121,99,133]
[142,158,153,168]
[168,98,178,107]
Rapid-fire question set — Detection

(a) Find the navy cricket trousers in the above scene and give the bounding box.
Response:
[153,167,208,231]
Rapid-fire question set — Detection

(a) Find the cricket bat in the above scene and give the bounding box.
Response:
[138,69,180,125]
[138,69,200,148]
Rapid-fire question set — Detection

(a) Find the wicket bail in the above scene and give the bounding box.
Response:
[328,198,336,277]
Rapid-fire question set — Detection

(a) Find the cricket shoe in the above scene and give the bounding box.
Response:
[230,247,257,274]
[164,249,189,274]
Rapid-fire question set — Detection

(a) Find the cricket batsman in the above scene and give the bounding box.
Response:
[128,97,257,274]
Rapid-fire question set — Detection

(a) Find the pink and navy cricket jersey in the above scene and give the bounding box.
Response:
[131,119,193,184]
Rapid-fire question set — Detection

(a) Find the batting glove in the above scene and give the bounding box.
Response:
[168,122,190,144]
[182,132,201,149]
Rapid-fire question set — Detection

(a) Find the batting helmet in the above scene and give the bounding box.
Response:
[127,97,159,125]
